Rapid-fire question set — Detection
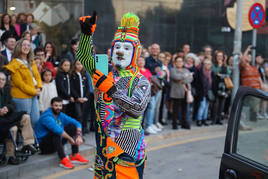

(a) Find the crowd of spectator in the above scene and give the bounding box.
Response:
[0,12,92,168]
[139,43,268,134]
[0,12,267,169]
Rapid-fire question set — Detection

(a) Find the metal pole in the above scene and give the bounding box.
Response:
[82,0,85,16]
[0,0,6,13]
[251,28,257,66]
[231,0,244,102]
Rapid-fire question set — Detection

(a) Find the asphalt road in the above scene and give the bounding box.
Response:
[46,128,226,179]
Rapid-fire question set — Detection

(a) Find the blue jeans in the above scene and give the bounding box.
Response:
[161,92,168,121]
[154,90,162,124]
[196,97,209,121]
[13,96,40,129]
[145,94,157,128]
[187,103,192,123]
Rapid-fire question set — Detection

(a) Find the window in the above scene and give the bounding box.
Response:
[236,95,268,167]
[7,0,83,54]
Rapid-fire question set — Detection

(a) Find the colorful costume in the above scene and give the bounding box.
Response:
[77,12,150,178]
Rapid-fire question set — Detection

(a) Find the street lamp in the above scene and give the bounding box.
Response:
[10,7,16,11]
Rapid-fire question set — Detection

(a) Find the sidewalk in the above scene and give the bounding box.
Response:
[0,123,227,179]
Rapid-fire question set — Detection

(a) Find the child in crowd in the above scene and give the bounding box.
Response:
[70,60,90,134]
[55,59,74,115]
[34,47,56,77]
[34,56,42,72]
[39,69,58,113]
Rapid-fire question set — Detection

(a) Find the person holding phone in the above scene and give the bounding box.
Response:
[77,12,150,178]
[240,45,263,121]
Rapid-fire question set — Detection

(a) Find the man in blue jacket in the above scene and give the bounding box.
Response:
[35,97,88,169]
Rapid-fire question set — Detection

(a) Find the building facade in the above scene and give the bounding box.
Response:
[3,0,268,57]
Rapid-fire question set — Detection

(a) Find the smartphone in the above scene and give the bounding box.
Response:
[95,54,108,76]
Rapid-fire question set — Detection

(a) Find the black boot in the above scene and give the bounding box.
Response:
[172,125,178,130]
[210,117,217,125]
[216,120,223,125]
[181,123,191,129]
[202,120,209,126]
[8,156,20,165]
[181,120,191,129]
[196,120,202,127]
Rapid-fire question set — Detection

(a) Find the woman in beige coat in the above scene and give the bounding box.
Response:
[170,56,193,129]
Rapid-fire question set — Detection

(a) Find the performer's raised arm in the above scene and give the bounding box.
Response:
[76,11,97,76]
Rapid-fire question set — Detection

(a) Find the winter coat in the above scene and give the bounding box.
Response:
[55,72,72,101]
[195,67,216,101]
[39,81,58,112]
[4,58,42,98]
[70,72,90,100]
[170,67,193,99]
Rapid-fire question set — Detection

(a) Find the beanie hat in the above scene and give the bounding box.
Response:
[111,13,142,69]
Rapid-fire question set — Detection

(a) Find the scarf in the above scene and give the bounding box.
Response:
[184,63,193,69]
[203,68,212,88]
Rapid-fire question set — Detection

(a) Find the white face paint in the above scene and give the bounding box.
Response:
[112,42,134,69]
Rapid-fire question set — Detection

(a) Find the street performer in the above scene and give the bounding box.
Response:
[77,12,151,178]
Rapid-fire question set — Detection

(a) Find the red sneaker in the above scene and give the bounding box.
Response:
[70,153,89,164]
[59,157,75,169]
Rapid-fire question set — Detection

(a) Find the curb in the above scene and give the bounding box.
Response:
[146,125,227,145]
[0,144,96,179]
[0,124,227,179]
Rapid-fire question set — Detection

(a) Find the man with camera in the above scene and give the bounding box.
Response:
[240,45,263,90]
[240,45,263,121]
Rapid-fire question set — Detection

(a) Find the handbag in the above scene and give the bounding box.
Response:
[186,90,194,103]
[224,77,234,89]
[150,76,162,96]
[207,90,215,101]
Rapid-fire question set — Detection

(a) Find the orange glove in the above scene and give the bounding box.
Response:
[93,70,117,97]
[79,11,97,35]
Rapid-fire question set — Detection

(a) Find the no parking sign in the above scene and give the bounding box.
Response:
[248,3,265,29]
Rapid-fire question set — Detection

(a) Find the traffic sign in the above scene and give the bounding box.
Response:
[248,3,265,29]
